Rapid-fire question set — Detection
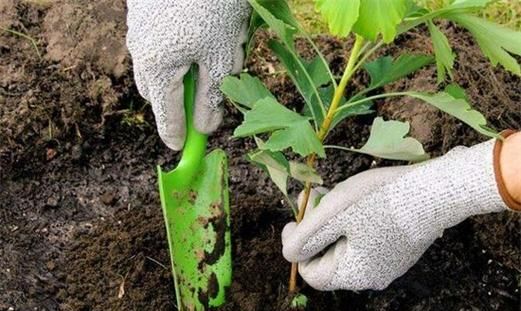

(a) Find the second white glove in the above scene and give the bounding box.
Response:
[282,140,509,291]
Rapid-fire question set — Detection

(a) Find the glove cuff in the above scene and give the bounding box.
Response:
[493,130,521,211]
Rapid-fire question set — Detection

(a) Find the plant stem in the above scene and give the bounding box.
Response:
[316,35,366,142]
[289,35,366,293]
[352,41,383,75]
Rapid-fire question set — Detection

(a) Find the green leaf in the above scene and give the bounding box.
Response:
[357,117,428,161]
[248,146,290,196]
[269,40,327,126]
[427,21,455,83]
[263,122,325,158]
[447,0,494,10]
[398,0,493,36]
[234,98,302,135]
[234,97,325,157]
[247,11,266,54]
[444,83,470,101]
[247,0,298,50]
[247,0,300,49]
[248,140,323,192]
[364,54,434,89]
[247,0,333,127]
[448,14,521,75]
[319,86,374,127]
[302,86,374,128]
[352,0,408,43]
[289,161,323,184]
[332,100,374,128]
[221,74,275,110]
[314,0,360,37]
[405,2,428,18]
[291,294,309,309]
[304,56,332,88]
[255,0,299,28]
[408,87,499,138]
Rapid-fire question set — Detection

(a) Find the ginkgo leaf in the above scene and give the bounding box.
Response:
[289,162,323,184]
[247,0,298,49]
[332,98,374,128]
[246,0,332,127]
[408,87,499,138]
[234,98,302,134]
[221,74,275,110]
[444,83,469,101]
[364,54,434,89]
[263,122,325,158]
[314,0,360,37]
[304,56,332,89]
[398,0,493,36]
[269,40,327,126]
[352,0,408,43]
[248,145,323,197]
[448,0,494,10]
[247,0,299,50]
[318,86,374,127]
[234,97,325,158]
[248,146,290,196]
[448,14,521,75]
[357,117,428,161]
[427,21,455,83]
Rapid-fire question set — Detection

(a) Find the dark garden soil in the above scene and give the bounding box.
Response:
[1,1,520,311]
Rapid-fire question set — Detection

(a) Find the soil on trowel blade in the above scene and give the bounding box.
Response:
[1,1,519,311]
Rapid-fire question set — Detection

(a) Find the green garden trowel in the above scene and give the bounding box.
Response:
[157,65,231,310]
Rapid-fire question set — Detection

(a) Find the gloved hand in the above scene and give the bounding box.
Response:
[126,0,251,150]
[282,138,518,291]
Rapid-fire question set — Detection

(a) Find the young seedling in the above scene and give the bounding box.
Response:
[221,0,521,300]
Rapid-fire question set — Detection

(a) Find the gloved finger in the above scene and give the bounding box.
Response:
[231,19,249,75]
[298,237,347,290]
[149,64,191,151]
[283,166,411,263]
[282,196,345,263]
[282,187,329,243]
[194,18,248,135]
[193,64,224,135]
[282,214,344,263]
[131,62,151,101]
[301,240,391,291]
[322,166,411,210]
[282,185,348,263]
[322,242,399,291]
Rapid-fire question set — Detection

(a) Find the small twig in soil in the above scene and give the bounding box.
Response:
[146,256,168,269]
[1,27,42,60]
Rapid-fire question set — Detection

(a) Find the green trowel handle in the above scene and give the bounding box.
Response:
[169,65,208,190]
[157,65,232,310]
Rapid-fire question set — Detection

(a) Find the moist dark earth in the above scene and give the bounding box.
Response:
[1,1,520,311]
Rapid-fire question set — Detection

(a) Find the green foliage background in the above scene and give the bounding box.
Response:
[290,0,521,33]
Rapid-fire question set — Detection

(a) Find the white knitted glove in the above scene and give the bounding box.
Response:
[126,0,251,150]
[282,139,509,291]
